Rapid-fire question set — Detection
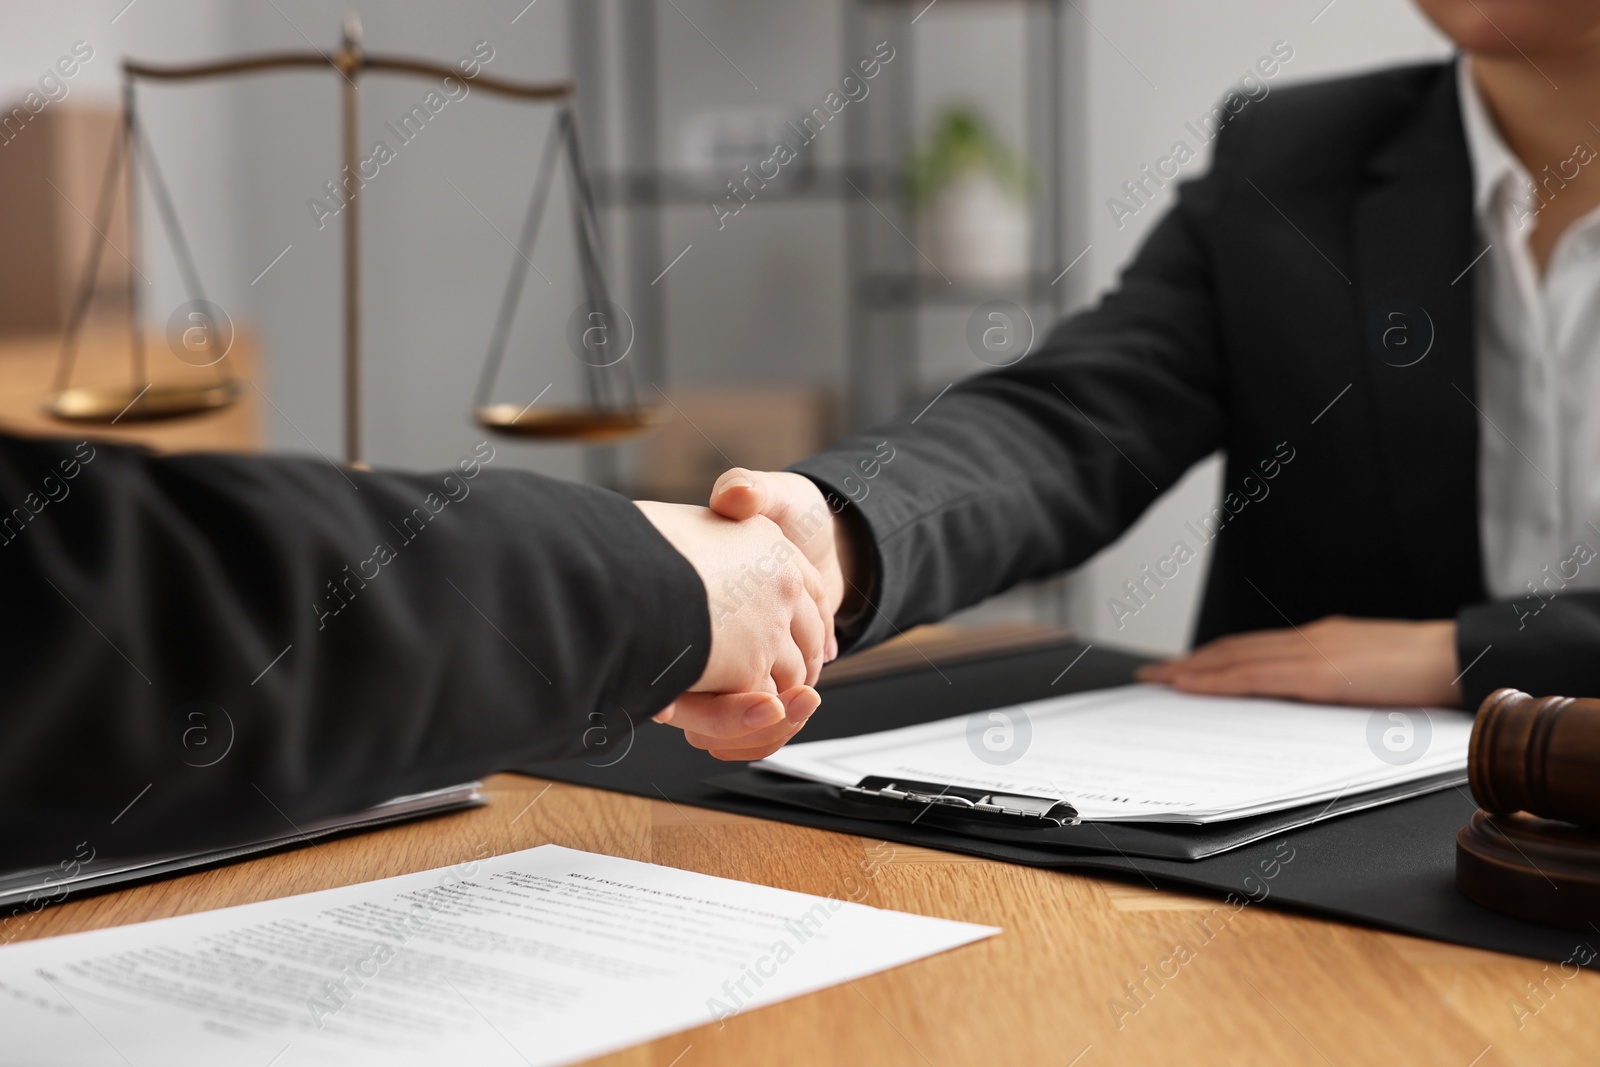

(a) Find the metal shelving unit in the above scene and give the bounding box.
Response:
[574,0,1086,432]
[574,0,1087,625]
[844,0,1080,428]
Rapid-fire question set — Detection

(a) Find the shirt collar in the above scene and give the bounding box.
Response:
[1456,56,1533,219]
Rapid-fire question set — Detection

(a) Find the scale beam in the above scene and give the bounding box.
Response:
[122,55,572,102]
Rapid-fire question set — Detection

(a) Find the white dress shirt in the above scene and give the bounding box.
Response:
[1458,59,1600,600]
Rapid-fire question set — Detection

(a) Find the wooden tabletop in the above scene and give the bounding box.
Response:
[11,771,1599,1066]
[0,326,261,453]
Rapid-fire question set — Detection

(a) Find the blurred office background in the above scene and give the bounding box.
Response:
[0,0,1448,654]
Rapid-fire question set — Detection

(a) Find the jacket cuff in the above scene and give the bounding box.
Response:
[593,493,712,719]
[788,458,898,653]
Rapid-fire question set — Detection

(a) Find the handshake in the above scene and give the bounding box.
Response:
[634,468,862,762]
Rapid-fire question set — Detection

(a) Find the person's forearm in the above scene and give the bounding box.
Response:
[792,376,1221,652]
[0,434,710,865]
[789,188,1230,650]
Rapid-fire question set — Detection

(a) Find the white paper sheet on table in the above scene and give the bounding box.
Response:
[757,684,1474,823]
[0,844,997,1067]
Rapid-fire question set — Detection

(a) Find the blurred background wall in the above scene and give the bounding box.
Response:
[0,0,1449,654]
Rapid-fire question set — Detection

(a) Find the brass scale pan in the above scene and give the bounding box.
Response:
[49,382,240,423]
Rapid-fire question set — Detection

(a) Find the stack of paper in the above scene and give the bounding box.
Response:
[758,684,1474,823]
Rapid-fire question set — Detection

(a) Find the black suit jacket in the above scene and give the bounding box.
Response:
[793,60,1600,710]
[0,433,709,867]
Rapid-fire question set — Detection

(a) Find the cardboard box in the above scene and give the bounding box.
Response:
[633,384,836,502]
[0,104,129,337]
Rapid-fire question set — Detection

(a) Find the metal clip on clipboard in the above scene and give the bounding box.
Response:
[841,777,1080,827]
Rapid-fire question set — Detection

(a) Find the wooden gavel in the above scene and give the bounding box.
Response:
[1457,688,1600,930]
[1468,688,1600,826]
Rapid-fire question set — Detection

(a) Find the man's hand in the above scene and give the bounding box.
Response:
[708,468,858,660]
[1136,616,1462,707]
[635,500,830,759]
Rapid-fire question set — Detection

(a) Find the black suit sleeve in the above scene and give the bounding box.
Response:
[791,164,1230,651]
[1456,595,1600,710]
[0,433,709,866]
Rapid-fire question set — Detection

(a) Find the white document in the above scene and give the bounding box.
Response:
[758,684,1474,823]
[0,844,996,1066]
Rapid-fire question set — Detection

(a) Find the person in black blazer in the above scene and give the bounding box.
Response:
[0,432,828,868]
[706,0,1600,713]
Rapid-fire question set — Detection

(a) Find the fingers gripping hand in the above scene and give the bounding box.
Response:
[710,468,846,660]
[636,500,831,756]
[654,686,823,761]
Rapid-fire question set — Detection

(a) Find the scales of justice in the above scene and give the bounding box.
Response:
[49,16,660,466]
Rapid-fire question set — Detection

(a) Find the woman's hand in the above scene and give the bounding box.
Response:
[1137,616,1462,707]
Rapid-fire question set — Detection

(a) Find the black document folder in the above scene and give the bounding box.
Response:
[0,784,486,914]
[524,638,1597,967]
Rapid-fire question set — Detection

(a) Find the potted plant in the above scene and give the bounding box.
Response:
[905,105,1034,282]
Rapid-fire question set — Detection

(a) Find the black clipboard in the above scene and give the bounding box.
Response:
[707,767,1467,862]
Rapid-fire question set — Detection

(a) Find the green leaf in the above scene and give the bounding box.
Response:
[903,104,1036,213]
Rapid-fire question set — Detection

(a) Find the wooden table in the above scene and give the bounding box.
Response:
[11,769,1599,1066]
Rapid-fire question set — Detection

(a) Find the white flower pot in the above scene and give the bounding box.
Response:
[926,173,1031,283]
